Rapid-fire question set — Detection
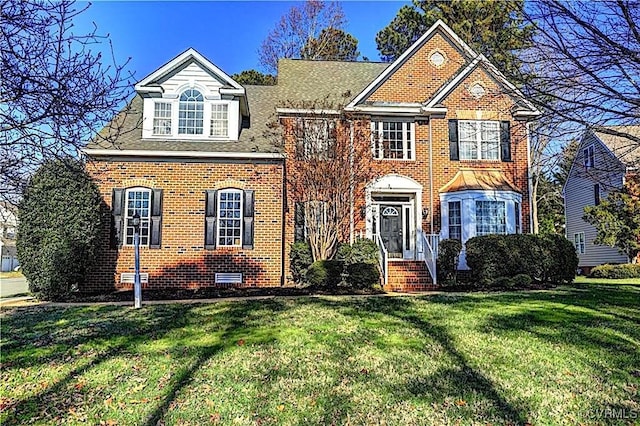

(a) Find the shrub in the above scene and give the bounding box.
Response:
[336,238,379,265]
[290,242,313,284]
[465,234,578,286]
[542,234,579,284]
[437,239,462,285]
[590,263,640,279]
[17,158,102,301]
[345,263,380,289]
[305,260,343,288]
[336,238,380,289]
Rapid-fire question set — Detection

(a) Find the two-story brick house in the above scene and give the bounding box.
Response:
[83,20,539,292]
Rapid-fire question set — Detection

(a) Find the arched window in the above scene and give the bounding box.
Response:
[178,89,204,135]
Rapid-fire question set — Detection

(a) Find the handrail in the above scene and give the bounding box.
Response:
[419,230,439,285]
[374,234,388,287]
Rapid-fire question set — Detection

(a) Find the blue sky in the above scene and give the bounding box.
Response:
[74,1,410,82]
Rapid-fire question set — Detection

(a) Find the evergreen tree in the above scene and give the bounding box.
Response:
[375,0,533,78]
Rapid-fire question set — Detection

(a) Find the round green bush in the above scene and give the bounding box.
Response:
[305,260,343,288]
[345,262,380,289]
[437,239,462,284]
[17,158,102,301]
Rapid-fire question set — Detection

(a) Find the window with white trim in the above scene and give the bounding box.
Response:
[476,200,506,236]
[217,189,243,247]
[459,121,500,160]
[153,102,172,135]
[448,201,462,240]
[584,145,595,168]
[514,202,521,233]
[178,89,204,135]
[125,188,151,246]
[210,104,229,138]
[371,120,414,160]
[574,232,585,254]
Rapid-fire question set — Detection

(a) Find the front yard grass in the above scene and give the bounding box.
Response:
[1,283,638,425]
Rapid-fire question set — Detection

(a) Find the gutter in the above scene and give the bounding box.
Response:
[82,148,284,160]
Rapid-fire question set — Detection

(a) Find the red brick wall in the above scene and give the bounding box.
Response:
[281,30,533,283]
[85,159,284,292]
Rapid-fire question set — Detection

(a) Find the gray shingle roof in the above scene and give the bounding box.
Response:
[594,125,640,168]
[87,59,389,154]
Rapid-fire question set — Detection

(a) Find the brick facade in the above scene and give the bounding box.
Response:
[85,159,284,292]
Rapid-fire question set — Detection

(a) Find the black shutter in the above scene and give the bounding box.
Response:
[294,202,306,243]
[500,121,511,162]
[448,120,459,161]
[111,188,125,248]
[149,189,163,249]
[242,190,255,249]
[204,190,217,250]
[594,184,600,205]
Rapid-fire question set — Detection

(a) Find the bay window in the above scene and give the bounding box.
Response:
[476,200,506,236]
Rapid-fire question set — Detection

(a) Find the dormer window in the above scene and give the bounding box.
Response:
[178,89,204,135]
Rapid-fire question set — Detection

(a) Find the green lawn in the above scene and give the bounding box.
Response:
[1,284,639,425]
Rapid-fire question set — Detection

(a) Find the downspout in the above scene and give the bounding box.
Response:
[280,158,287,286]
[526,121,534,234]
[429,117,434,234]
[349,119,355,244]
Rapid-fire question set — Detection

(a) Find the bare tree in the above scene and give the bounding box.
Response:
[0,0,135,204]
[519,0,640,156]
[270,98,379,261]
[258,1,359,75]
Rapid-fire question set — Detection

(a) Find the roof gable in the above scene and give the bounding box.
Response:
[347,20,476,108]
[593,126,640,167]
[135,48,243,94]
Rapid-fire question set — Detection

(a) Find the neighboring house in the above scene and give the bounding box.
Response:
[83,20,539,292]
[0,202,19,272]
[564,125,640,273]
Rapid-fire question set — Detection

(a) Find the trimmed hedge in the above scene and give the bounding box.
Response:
[589,263,640,279]
[305,260,343,288]
[465,234,578,286]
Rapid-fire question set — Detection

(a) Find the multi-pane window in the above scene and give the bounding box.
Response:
[574,232,585,254]
[514,202,521,233]
[296,118,336,158]
[218,190,242,247]
[372,121,414,160]
[125,188,151,246]
[153,102,172,135]
[475,201,506,236]
[584,145,595,168]
[178,89,204,135]
[448,201,462,240]
[459,121,500,160]
[210,104,229,137]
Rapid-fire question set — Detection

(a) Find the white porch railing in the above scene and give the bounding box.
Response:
[374,234,388,287]
[418,230,439,285]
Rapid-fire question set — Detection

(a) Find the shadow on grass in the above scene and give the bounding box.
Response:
[302,296,531,424]
[1,300,287,425]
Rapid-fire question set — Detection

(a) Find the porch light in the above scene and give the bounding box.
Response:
[422,207,429,217]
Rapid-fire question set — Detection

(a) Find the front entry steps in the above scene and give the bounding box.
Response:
[385,260,437,292]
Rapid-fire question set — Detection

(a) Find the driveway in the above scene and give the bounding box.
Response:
[1,276,29,298]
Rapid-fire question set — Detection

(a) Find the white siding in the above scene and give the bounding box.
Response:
[160,62,224,95]
[564,133,628,267]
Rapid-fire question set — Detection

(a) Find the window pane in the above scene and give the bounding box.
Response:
[153,102,172,135]
[475,201,506,236]
[124,189,152,246]
[178,89,204,134]
[448,201,462,240]
[375,121,413,159]
[218,190,243,247]
[210,104,229,137]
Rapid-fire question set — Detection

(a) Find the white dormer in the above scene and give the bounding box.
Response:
[135,48,248,141]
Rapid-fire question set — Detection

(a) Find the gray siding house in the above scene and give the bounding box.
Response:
[564,125,640,273]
